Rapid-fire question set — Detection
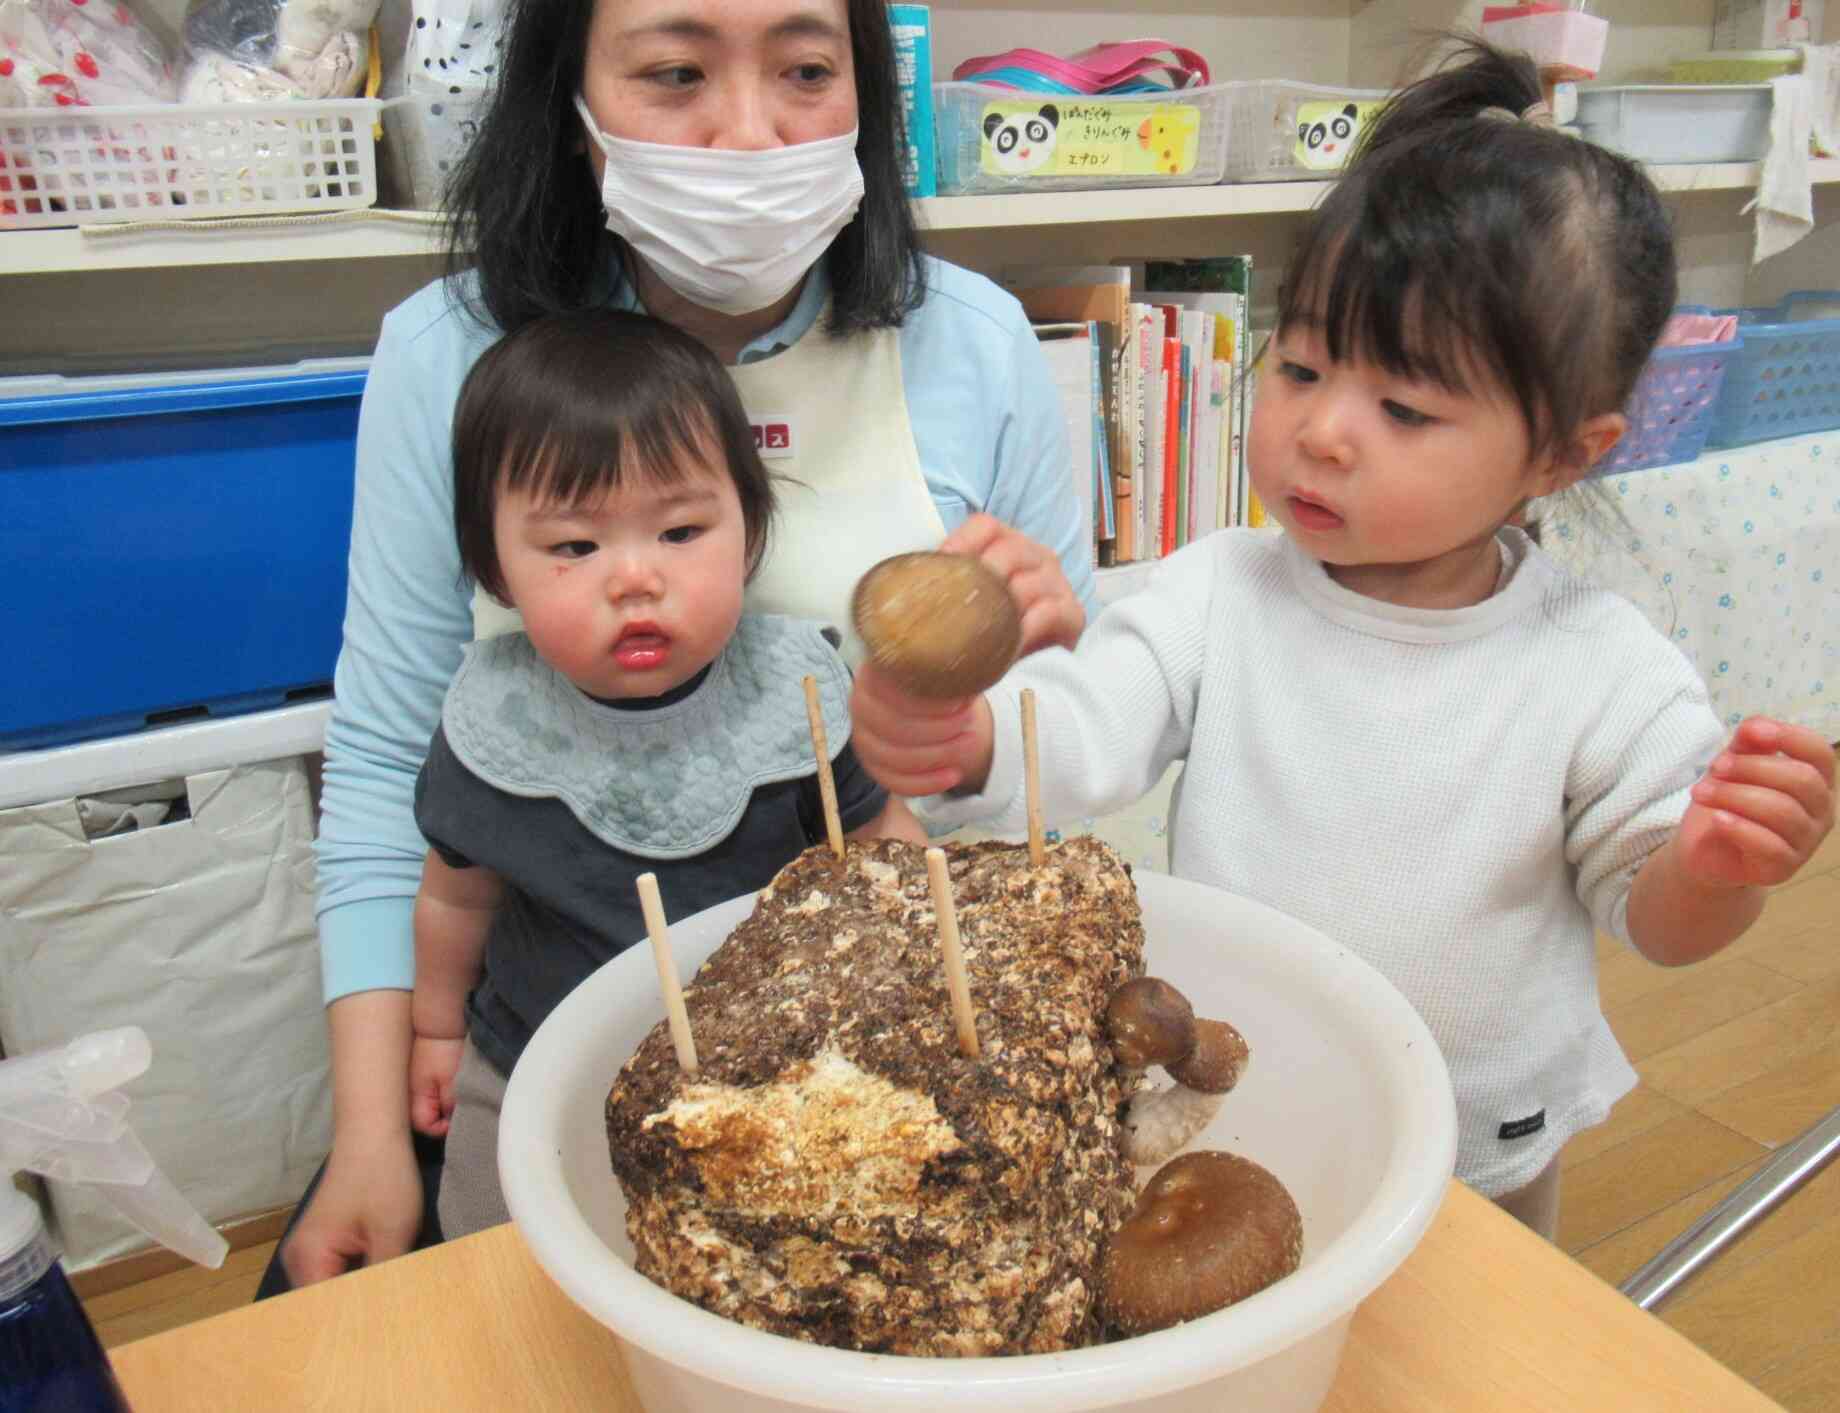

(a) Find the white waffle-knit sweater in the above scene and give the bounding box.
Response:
[921,527,1725,1195]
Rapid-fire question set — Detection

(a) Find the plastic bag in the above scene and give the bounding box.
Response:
[178,0,380,102]
[0,0,177,107]
[0,761,329,1269]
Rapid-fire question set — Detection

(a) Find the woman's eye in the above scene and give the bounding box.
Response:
[550,540,597,558]
[1381,400,1432,428]
[647,65,702,89]
[788,61,834,86]
[661,525,703,545]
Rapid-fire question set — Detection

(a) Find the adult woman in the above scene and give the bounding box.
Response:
[269,0,1096,1289]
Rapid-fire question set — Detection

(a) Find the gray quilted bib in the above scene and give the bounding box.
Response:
[442,615,853,859]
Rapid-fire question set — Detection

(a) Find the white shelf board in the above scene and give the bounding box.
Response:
[918,180,1329,231]
[0,701,331,809]
[6,161,1837,275]
[4,210,447,274]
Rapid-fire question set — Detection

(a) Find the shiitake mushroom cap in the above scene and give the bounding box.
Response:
[1099,1150,1303,1336]
[851,552,1023,698]
[1104,976,1198,1070]
[1167,1018,1250,1095]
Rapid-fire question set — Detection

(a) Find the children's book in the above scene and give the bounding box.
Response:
[1004,266,1133,560]
[1132,302,1161,561]
[1142,256,1253,530]
[1160,332,1180,557]
[1032,321,1100,558]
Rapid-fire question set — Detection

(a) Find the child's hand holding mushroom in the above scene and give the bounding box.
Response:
[847,552,1021,798]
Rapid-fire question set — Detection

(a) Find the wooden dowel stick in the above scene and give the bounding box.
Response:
[925,847,981,1060]
[1021,687,1044,867]
[802,674,845,860]
[637,872,698,1074]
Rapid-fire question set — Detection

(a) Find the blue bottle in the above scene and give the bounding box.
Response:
[0,1185,132,1413]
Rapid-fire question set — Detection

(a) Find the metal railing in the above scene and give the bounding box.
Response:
[1619,1104,1840,1312]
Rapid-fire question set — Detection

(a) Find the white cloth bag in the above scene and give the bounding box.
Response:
[0,759,330,1269]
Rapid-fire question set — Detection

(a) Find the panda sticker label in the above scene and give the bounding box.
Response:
[978,99,1201,179]
[1292,99,1385,172]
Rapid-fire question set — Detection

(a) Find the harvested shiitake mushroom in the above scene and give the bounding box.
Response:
[851,552,1022,698]
[1105,978,1250,1165]
[1099,1150,1303,1336]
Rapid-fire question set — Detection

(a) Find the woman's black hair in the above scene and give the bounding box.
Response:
[451,309,776,602]
[1278,37,1677,460]
[443,0,925,340]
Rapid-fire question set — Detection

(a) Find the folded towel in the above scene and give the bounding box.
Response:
[1746,72,1815,263]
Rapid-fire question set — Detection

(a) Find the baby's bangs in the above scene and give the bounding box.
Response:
[497,390,718,509]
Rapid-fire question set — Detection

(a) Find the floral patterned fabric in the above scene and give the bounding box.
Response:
[1541,429,1840,740]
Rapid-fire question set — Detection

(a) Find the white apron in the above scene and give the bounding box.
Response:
[475,315,944,664]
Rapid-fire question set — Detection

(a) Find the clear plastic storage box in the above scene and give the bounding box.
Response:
[0,98,382,229]
[933,80,1231,194]
[1705,292,1840,448]
[1220,79,1391,181]
[1566,82,1773,164]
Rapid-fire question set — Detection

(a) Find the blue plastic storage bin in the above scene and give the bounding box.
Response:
[1595,309,1741,475]
[1704,291,1840,449]
[0,360,368,750]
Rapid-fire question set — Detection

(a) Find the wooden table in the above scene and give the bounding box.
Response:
[111,1181,1781,1412]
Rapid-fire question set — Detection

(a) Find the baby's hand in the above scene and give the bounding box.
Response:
[1678,717,1835,889]
[408,1036,464,1138]
[849,662,993,798]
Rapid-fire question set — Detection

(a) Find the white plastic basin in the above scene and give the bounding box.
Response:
[500,866,1456,1413]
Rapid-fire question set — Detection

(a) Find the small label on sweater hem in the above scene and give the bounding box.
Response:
[1498,1110,1546,1141]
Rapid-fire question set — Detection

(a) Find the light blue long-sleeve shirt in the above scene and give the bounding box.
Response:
[315,255,1097,1002]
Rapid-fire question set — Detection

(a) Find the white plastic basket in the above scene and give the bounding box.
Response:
[0,98,382,229]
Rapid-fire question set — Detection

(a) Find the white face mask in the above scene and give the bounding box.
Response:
[575,95,866,317]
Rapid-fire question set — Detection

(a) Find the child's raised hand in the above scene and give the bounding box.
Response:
[1678,717,1836,889]
[848,662,995,798]
[940,513,1085,656]
[408,1036,464,1138]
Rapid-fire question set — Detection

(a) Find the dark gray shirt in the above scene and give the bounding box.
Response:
[414,712,887,1077]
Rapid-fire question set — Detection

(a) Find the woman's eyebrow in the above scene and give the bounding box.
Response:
[619,12,846,45]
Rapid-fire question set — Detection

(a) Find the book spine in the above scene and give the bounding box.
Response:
[1089,320,1116,549]
[888,5,936,198]
[1136,307,1159,561]
[1161,335,1180,557]
[1174,341,1192,551]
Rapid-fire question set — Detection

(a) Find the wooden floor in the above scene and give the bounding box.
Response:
[81,829,1840,1405]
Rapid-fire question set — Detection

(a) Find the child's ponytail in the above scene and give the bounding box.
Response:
[1349,38,1546,169]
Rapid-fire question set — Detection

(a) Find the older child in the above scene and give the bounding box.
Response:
[848,41,1835,1238]
[410,310,923,1238]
